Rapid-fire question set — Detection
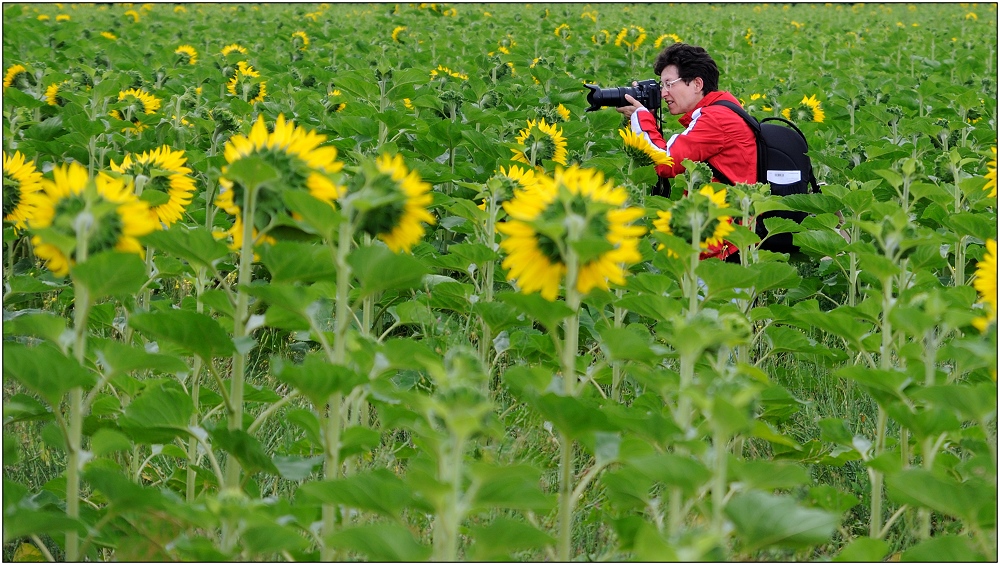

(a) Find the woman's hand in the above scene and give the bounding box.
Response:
[615,93,646,120]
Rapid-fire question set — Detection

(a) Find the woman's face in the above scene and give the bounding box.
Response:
[660,64,705,115]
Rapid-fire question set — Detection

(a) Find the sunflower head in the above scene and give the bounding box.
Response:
[512,119,569,167]
[29,162,156,276]
[619,128,673,168]
[554,23,571,40]
[652,209,679,258]
[654,33,683,48]
[481,165,539,211]
[215,114,344,250]
[781,94,825,123]
[45,80,72,107]
[221,43,248,57]
[497,165,645,300]
[292,30,309,51]
[110,145,197,227]
[984,147,997,199]
[227,62,266,103]
[657,184,734,252]
[116,87,162,115]
[344,153,436,254]
[175,45,198,65]
[592,29,612,45]
[392,25,407,43]
[614,25,647,51]
[973,239,997,333]
[3,64,32,91]
[3,151,46,232]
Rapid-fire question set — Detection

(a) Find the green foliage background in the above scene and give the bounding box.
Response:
[3,2,997,562]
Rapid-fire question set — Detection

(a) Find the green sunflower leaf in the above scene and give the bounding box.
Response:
[2,342,95,406]
[128,309,236,361]
[348,244,428,298]
[325,524,431,562]
[70,251,148,299]
[140,226,231,270]
[224,155,279,191]
[725,491,838,551]
[496,291,574,331]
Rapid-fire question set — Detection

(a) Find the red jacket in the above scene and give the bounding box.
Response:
[631,91,755,260]
[631,90,757,184]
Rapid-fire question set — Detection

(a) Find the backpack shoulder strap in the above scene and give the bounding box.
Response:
[707,99,764,184]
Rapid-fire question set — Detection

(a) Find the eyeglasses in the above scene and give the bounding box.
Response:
[660,77,686,91]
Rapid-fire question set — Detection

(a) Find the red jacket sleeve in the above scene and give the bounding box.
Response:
[631,105,756,184]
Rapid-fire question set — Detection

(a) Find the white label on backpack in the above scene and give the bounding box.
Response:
[767,170,802,184]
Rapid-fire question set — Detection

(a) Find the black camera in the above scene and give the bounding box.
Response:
[584,79,661,112]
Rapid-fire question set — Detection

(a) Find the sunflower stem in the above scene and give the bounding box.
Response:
[479,193,498,368]
[611,287,625,402]
[186,267,207,503]
[224,182,258,492]
[556,228,582,562]
[65,210,94,563]
[870,274,894,539]
[320,206,354,561]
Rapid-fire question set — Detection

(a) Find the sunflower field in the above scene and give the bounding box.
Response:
[2,2,997,562]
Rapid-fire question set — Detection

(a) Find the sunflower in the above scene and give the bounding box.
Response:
[429,65,468,81]
[109,87,161,133]
[742,92,772,113]
[37,14,50,21]
[109,146,197,227]
[221,43,248,56]
[215,114,344,251]
[984,147,996,198]
[592,30,611,45]
[327,89,347,113]
[580,10,597,22]
[972,239,997,332]
[698,185,735,248]
[56,14,70,22]
[654,33,683,48]
[349,153,436,253]
[512,119,568,167]
[620,128,673,167]
[175,45,198,65]
[29,162,155,276]
[124,9,139,22]
[101,31,117,40]
[614,25,647,51]
[117,87,162,114]
[226,62,266,104]
[45,80,71,106]
[556,104,571,122]
[392,25,407,42]
[554,23,571,40]
[292,30,309,51]
[480,164,540,211]
[781,94,825,123]
[497,34,515,54]
[655,184,734,252]
[652,210,678,257]
[3,151,46,231]
[497,165,645,300]
[3,64,28,90]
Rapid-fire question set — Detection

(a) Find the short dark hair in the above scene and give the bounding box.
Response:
[653,43,719,95]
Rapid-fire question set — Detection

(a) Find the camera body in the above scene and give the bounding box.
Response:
[584,79,661,112]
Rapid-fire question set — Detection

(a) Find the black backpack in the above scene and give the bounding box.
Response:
[706,100,819,255]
